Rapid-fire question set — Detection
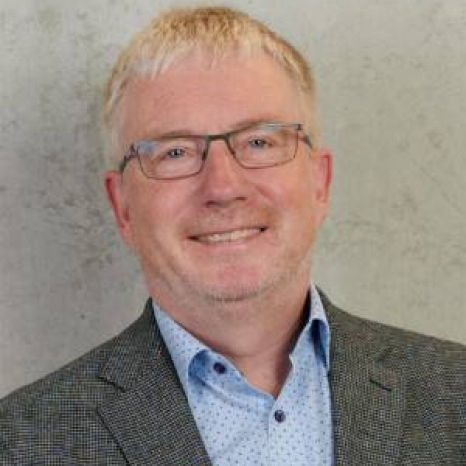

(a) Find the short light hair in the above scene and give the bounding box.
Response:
[102,7,320,168]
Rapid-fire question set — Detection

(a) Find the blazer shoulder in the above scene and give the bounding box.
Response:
[324,293,466,453]
[0,303,161,461]
[321,291,466,378]
[0,332,116,461]
[321,290,466,462]
[2,337,113,410]
[0,302,159,428]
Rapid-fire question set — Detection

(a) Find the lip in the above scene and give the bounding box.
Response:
[189,227,267,245]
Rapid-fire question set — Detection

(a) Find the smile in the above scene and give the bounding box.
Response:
[192,228,265,244]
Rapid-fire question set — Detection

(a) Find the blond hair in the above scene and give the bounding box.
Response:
[102,7,320,168]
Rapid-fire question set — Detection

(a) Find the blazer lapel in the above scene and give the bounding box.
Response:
[96,301,211,466]
[325,299,406,466]
[92,293,408,465]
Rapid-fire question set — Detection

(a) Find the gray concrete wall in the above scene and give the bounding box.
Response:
[1,0,465,397]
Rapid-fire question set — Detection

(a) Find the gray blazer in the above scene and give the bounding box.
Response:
[1,293,465,465]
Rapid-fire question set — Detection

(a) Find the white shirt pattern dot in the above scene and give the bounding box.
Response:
[154,284,333,466]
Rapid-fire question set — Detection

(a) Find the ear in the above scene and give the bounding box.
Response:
[312,148,332,223]
[104,170,135,249]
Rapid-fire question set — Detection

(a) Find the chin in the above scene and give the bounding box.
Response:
[201,287,262,304]
[192,273,276,304]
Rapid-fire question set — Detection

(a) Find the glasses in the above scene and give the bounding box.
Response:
[119,122,312,180]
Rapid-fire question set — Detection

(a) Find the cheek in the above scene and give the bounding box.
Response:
[281,175,325,231]
[127,182,190,243]
[262,165,316,211]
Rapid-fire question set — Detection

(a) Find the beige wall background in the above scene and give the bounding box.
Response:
[1,0,465,397]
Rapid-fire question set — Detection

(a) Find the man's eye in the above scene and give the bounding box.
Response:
[248,138,270,149]
[162,147,187,159]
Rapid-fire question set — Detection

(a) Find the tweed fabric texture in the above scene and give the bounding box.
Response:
[1,293,465,465]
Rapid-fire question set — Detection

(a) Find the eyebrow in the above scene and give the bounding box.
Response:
[146,116,289,139]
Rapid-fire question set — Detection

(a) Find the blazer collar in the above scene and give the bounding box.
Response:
[95,294,407,466]
[96,299,211,465]
[322,292,406,466]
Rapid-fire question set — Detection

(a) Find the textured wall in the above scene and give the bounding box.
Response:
[0,0,465,397]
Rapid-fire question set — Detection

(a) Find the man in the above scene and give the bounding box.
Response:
[1,7,465,465]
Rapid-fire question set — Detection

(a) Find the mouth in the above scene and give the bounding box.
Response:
[190,227,266,245]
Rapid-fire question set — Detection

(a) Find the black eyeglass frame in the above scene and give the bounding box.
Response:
[119,122,312,180]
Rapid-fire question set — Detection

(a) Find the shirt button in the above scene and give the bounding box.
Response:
[213,362,226,374]
[274,409,286,423]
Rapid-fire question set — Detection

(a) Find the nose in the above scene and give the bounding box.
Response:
[197,139,250,206]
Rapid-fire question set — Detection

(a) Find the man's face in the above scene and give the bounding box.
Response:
[105,53,331,312]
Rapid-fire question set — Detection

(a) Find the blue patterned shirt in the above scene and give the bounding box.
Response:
[153,284,333,465]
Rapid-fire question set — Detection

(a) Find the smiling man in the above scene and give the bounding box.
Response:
[1,7,465,466]
[104,51,331,403]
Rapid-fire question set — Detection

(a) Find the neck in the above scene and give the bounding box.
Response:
[221,298,309,397]
[154,277,311,398]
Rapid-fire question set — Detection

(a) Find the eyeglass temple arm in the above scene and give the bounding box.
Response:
[302,134,312,149]
[119,146,136,173]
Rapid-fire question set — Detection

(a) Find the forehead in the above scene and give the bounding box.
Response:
[120,52,304,140]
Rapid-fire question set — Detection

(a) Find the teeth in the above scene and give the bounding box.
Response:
[196,228,261,244]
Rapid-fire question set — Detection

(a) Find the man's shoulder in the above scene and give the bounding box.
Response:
[321,292,465,462]
[0,303,161,462]
[0,328,129,456]
[1,331,118,413]
[322,291,466,381]
[0,302,160,452]
[0,330,121,461]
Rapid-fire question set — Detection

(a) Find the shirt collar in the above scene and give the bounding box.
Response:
[153,303,206,395]
[153,283,331,396]
[296,283,331,371]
